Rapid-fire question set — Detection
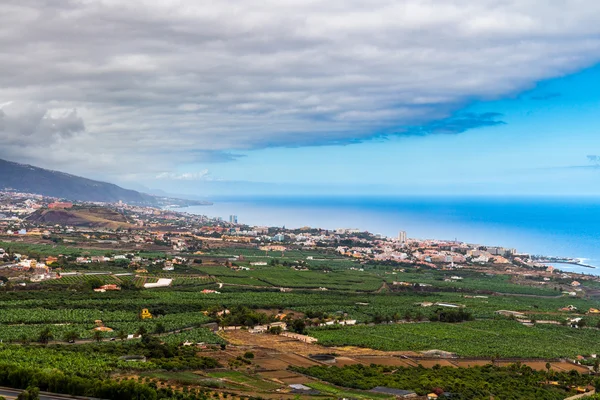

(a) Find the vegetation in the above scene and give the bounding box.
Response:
[309,319,600,358]
[2,241,600,399]
[294,364,598,399]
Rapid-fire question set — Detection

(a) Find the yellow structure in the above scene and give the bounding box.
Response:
[93,319,114,332]
[140,309,153,319]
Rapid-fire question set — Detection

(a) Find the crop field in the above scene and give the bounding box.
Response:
[305,382,393,399]
[205,371,281,391]
[0,345,135,377]
[0,241,112,257]
[172,276,217,286]
[44,273,124,286]
[3,240,600,400]
[309,319,600,358]
[197,265,383,290]
[160,328,225,345]
[378,270,560,296]
[0,308,212,342]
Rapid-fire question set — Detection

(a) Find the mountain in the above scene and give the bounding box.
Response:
[0,158,158,205]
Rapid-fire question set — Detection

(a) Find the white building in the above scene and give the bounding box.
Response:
[398,231,407,243]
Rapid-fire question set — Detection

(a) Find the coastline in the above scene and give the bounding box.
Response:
[174,195,600,276]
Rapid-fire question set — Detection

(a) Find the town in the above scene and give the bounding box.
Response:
[0,190,596,295]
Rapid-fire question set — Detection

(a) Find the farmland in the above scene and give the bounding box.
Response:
[3,241,600,399]
[308,319,600,358]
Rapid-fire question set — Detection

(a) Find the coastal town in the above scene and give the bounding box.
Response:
[0,189,596,295]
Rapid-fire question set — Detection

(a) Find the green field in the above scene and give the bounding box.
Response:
[309,319,600,358]
[2,242,600,399]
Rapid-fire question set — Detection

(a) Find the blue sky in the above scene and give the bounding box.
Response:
[2,1,600,197]
[156,65,600,196]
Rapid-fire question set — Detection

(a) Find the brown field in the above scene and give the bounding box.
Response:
[333,356,363,367]
[454,360,494,368]
[550,362,590,373]
[221,330,416,357]
[275,353,321,368]
[253,357,292,371]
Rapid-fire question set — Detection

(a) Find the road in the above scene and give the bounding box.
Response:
[0,387,103,400]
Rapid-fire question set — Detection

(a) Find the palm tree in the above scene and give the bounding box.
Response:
[117,329,127,341]
[92,330,103,343]
[38,327,53,345]
[19,334,30,345]
[136,325,148,337]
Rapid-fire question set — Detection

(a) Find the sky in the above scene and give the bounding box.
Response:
[1,0,600,197]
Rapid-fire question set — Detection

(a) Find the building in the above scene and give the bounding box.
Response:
[229,215,238,224]
[398,231,407,243]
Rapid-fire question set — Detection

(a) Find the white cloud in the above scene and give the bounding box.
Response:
[1,0,600,178]
[156,170,211,181]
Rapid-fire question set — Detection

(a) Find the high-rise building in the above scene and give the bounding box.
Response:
[398,231,407,243]
[229,215,238,224]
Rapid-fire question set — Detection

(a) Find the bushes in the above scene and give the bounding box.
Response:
[293,364,595,399]
[429,308,473,323]
[0,364,210,400]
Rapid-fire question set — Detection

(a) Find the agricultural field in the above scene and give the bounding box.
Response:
[0,308,214,342]
[3,242,600,399]
[205,371,281,391]
[294,364,597,400]
[44,273,124,286]
[0,345,132,376]
[0,241,112,257]
[197,264,384,291]
[309,319,600,358]
[160,328,225,345]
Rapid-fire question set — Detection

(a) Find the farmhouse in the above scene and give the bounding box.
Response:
[93,284,121,292]
[281,332,318,343]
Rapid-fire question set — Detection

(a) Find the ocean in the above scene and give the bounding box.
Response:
[175,196,600,275]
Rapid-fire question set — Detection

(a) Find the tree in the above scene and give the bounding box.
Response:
[92,330,103,343]
[87,277,103,290]
[153,322,166,334]
[19,334,30,345]
[38,327,53,345]
[290,319,306,335]
[117,329,128,341]
[137,325,148,337]
[17,386,39,400]
[269,326,283,335]
[64,330,79,343]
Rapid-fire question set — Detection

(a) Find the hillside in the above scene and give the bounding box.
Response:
[26,207,133,229]
[0,158,156,205]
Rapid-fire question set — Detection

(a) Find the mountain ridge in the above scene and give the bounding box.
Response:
[0,158,207,206]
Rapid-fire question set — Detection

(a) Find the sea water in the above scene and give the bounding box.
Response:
[175,196,600,275]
